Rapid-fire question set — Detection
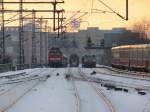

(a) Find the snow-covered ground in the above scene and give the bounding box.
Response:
[0,67,149,112]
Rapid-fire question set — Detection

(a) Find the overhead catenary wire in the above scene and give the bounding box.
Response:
[64,9,83,25]
[63,12,88,32]
[92,9,114,14]
[1,13,32,25]
[4,13,19,22]
[94,0,127,20]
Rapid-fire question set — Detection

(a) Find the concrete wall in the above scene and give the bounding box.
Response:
[2,26,48,65]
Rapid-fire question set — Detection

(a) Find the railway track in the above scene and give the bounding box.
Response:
[78,68,116,112]
[0,68,52,85]
[80,68,150,91]
[0,68,56,95]
[0,68,56,112]
[92,83,115,112]
[67,68,80,112]
[1,81,40,112]
[92,67,150,83]
[94,66,150,80]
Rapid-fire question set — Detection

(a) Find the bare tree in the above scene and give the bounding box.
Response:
[131,19,150,41]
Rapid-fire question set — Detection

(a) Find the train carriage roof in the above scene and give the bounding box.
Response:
[112,44,150,50]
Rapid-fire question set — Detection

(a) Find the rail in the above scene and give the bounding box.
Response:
[67,68,80,112]
[78,68,116,112]
[1,81,40,112]
[92,67,150,82]
[92,83,115,112]
[95,66,150,79]
[79,68,150,91]
[0,69,48,85]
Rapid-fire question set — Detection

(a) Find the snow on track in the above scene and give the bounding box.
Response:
[75,81,110,112]
[78,68,115,112]
[68,69,80,112]
[0,80,39,112]
[99,86,150,112]
[0,67,149,112]
[7,68,76,112]
[0,68,55,112]
[92,83,115,112]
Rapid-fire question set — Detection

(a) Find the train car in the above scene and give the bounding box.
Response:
[111,44,150,72]
[48,47,65,67]
[69,54,79,67]
[82,55,96,68]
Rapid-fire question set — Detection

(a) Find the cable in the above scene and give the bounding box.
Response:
[63,12,88,27]
[4,13,19,22]
[96,0,126,20]
[64,9,82,24]
[92,9,114,13]
[1,13,32,25]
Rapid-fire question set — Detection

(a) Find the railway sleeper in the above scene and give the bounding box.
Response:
[138,91,146,95]
[102,84,129,93]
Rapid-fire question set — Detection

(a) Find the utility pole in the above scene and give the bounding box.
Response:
[44,21,48,65]
[19,0,24,67]
[54,10,65,38]
[60,12,64,34]
[0,0,5,64]
[52,0,56,31]
[126,0,128,20]
[52,0,65,33]
[57,11,60,38]
[31,10,36,65]
[39,17,43,65]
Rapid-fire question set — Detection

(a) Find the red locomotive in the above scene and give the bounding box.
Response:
[111,44,150,72]
[48,47,67,67]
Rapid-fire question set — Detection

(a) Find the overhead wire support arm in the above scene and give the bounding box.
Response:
[0,9,64,13]
[1,1,64,4]
[23,17,66,20]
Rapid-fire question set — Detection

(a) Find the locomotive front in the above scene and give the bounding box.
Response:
[48,47,64,67]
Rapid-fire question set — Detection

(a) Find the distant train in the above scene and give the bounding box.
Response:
[48,47,67,67]
[69,54,79,67]
[111,44,150,72]
[82,55,96,68]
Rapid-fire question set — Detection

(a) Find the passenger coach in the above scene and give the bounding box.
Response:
[111,44,150,72]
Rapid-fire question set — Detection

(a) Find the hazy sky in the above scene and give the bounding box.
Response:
[3,0,150,30]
